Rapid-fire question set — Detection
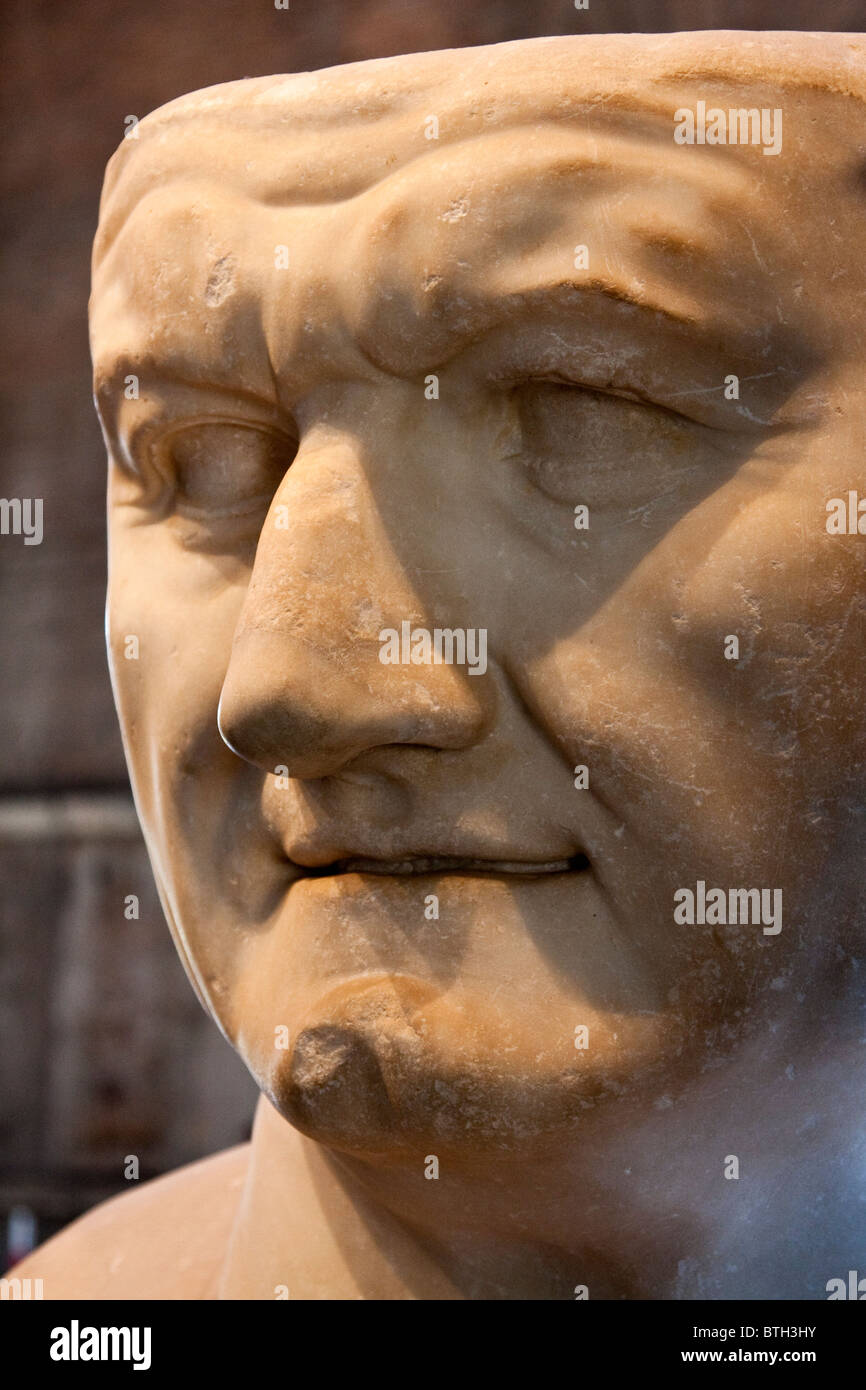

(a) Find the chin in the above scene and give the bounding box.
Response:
[244,978,685,1161]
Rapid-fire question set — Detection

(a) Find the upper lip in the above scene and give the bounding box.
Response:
[295,853,589,878]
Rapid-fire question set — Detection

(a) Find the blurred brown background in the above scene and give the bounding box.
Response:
[0,0,860,1265]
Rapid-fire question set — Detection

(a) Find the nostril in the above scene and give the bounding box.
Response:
[218,624,495,781]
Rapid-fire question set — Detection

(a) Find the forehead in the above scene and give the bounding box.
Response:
[93,30,866,208]
[91,33,866,402]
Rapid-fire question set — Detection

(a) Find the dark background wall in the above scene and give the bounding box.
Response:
[0,0,860,1264]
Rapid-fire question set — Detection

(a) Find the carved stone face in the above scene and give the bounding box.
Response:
[92,34,866,1162]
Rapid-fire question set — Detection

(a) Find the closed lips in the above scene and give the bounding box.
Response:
[300,854,590,877]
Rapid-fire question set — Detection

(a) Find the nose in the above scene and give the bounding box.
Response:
[217,437,492,779]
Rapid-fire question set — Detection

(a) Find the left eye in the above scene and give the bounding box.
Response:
[514,380,708,509]
[168,422,295,515]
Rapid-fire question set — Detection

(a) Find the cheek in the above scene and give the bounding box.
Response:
[107,520,250,809]
[666,487,866,785]
[107,523,277,1028]
[524,480,855,895]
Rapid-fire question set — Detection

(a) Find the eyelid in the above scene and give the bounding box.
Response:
[110,417,296,524]
[173,500,275,524]
[149,417,296,476]
[508,374,709,429]
[124,417,294,507]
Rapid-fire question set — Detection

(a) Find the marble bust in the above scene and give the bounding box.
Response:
[17,30,866,1299]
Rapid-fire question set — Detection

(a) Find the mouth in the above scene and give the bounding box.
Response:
[298,853,590,878]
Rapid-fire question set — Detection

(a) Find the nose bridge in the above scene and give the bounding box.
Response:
[218,428,492,778]
[238,437,389,640]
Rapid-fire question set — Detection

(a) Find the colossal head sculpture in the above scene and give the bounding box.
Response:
[22,30,866,1299]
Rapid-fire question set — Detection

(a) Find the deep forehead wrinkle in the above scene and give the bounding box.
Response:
[91,115,820,408]
[93,31,866,267]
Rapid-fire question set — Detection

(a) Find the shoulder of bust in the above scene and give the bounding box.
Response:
[9,1143,250,1300]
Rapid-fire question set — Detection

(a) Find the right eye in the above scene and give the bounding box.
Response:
[166,422,295,518]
